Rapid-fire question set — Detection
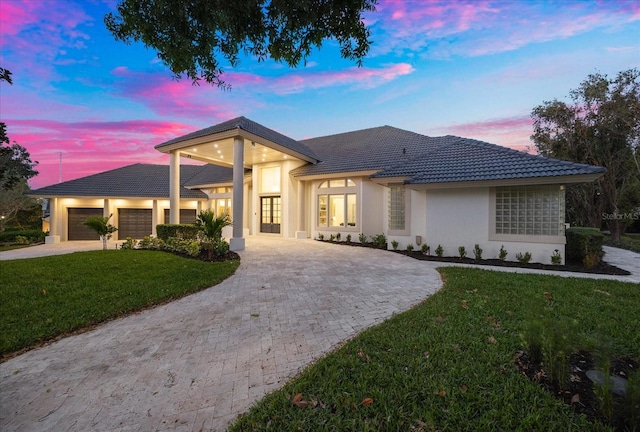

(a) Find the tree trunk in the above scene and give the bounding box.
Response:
[607,218,625,241]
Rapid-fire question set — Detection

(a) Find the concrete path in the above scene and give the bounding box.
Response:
[0,237,442,432]
[0,240,122,260]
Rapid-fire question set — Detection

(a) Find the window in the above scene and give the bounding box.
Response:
[317,178,357,228]
[495,185,565,236]
[260,166,281,193]
[388,186,406,230]
[215,198,232,217]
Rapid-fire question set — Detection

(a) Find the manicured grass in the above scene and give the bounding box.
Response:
[231,268,639,431]
[606,234,640,253]
[0,250,239,357]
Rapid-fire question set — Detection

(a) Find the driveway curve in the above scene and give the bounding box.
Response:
[0,237,442,431]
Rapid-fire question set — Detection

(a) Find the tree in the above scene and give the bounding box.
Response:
[105,0,376,88]
[531,69,640,240]
[0,67,41,232]
[83,214,118,250]
[1,142,39,191]
[0,180,41,233]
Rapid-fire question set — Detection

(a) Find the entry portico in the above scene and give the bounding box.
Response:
[154,117,319,251]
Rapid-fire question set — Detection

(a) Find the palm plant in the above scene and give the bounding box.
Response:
[83,214,118,250]
[194,209,232,258]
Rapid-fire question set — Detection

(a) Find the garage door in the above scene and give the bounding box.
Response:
[163,209,197,224]
[68,208,103,240]
[118,209,152,239]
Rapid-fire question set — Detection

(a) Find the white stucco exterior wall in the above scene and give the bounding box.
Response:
[424,187,565,264]
[361,179,384,238]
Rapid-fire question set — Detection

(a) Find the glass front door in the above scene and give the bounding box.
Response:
[260,196,281,233]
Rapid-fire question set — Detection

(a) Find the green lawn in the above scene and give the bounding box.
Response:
[606,233,640,253]
[0,250,239,357]
[231,268,639,431]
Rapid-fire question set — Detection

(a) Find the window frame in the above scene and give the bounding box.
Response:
[489,185,566,244]
[316,178,358,231]
[388,184,410,236]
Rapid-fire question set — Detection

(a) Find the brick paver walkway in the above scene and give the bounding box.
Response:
[0,237,442,431]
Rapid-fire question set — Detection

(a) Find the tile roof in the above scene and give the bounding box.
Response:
[29,164,231,198]
[291,126,457,177]
[372,137,606,184]
[155,116,319,161]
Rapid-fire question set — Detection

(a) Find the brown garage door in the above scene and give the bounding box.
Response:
[118,208,152,239]
[68,208,103,240]
[163,209,197,224]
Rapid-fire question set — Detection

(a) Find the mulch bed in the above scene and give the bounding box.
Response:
[515,350,639,431]
[316,240,631,276]
[395,251,631,276]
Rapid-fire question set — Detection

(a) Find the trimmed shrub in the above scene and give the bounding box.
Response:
[565,227,604,265]
[0,229,46,243]
[156,224,199,241]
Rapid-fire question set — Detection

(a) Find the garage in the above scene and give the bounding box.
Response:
[163,209,197,224]
[68,208,103,240]
[118,208,152,239]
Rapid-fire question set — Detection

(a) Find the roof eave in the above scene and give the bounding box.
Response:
[405,172,605,190]
[155,128,318,164]
[292,169,380,181]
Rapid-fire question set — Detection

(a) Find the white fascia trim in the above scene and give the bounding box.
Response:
[293,170,379,181]
[156,129,318,164]
[406,173,604,190]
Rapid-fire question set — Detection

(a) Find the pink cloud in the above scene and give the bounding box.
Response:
[0,0,93,83]
[110,63,414,118]
[5,118,201,189]
[429,115,534,153]
[225,63,415,94]
[369,0,640,58]
[111,67,242,121]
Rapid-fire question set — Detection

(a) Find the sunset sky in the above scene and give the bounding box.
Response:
[1,0,638,189]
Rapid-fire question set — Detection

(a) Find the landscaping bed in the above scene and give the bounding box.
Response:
[395,251,631,276]
[515,350,639,431]
[315,239,631,276]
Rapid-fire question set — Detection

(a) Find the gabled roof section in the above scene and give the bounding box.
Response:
[30,164,218,199]
[372,137,607,184]
[291,126,456,177]
[155,116,319,162]
[183,164,248,188]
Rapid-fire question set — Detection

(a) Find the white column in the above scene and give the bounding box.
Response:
[169,151,180,224]
[45,198,60,244]
[295,180,307,239]
[152,200,159,237]
[243,181,250,235]
[230,136,245,251]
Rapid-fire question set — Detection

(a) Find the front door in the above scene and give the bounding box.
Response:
[260,196,281,233]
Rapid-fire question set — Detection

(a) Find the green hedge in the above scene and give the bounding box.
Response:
[565,227,604,266]
[156,224,199,241]
[0,229,46,243]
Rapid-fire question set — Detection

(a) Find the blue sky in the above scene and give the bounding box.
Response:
[1,0,638,188]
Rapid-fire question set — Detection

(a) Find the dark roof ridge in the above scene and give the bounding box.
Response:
[300,124,430,143]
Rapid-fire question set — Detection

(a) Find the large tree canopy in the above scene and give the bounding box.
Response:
[105,0,377,88]
[531,68,640,240]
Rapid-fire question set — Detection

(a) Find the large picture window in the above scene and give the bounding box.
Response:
[495,185,565,236]
[317,179,357,228]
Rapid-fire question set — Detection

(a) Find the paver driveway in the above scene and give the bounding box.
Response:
[0,237,442,431]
